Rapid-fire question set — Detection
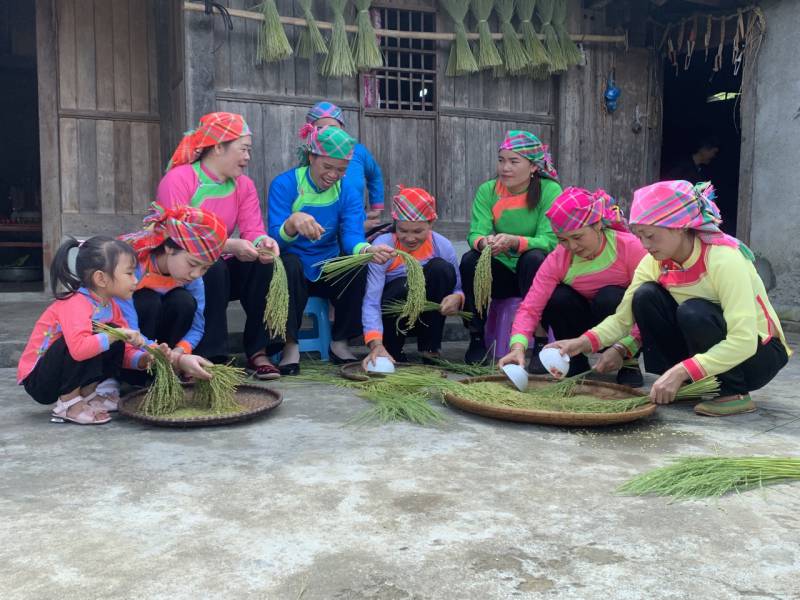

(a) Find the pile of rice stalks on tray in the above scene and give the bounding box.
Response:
[192,363,247,414]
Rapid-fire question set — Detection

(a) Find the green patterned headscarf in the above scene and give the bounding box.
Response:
[297,123,356,166]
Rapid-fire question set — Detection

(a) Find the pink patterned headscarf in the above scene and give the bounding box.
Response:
[546,187,627,233]
[630,180,753,261]
[498,130,559,181]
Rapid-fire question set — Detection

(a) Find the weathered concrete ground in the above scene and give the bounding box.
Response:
[1,342,799,600]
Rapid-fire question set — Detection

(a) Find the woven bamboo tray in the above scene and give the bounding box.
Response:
[339,361,446,382]
[119,384,283,428]
[443,374,656,427]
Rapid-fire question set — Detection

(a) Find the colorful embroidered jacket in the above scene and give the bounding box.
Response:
[467,178,561,271]
[156,162,269,245]
[362,231,464,345]
[586,238,792,380]
[510,229,646,354]
[268,166,369,281]
[17,289,145,384]
[117,255,205,354]
[348,143,385,210]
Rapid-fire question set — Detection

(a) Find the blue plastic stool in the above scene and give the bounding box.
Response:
[484,297,533,355]
[298,296,332,361]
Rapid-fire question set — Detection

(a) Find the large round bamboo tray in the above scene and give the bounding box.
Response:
[119,384,282,428]
[339,361,446,382]
[443,375,656,427]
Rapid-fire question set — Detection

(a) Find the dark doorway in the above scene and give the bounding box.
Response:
[660,45,742,235]
[0,0,42,291]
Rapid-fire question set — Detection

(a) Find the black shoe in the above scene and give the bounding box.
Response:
[278,363,300,376]
[616,365,644,388]
[329,346,358,365]
[464,337,489,365]
[566,355,591,378]
[527,338,549,375]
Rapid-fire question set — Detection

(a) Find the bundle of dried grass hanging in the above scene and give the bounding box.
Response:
[517,0,551,77]
[442,0,479,76]
[320,0,357,77]
[352,0,383,70]
[295,0,328,58]
[495,0,530,75]
[536,0,566,73]
[470,0,503,70]
[256,0,293,63]
[551,0,582,67]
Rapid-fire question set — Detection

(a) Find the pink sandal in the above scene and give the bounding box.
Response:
[52,396,111,425]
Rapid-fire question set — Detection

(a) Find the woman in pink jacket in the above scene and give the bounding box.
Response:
[499,187,646,386]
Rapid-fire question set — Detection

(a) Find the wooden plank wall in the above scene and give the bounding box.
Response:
[54,0,162,238]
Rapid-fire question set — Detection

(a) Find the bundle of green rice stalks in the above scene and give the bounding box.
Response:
[442,0,478,76]
[618,456,800,499]
[426,357,496,377]
[259,249,289,340]
[296,0,328,58]
[256,0,293,63]
[392,251,427,333]
[552,0,582,67]
[382,299,473,321]
[320,0,357,77]
[193,363,247,414]
[474,244,493,317]
[495,0,530,74]
[316,252,375,287]
[535,0,566,73]
[93,321,183,416]
[470,0,503,70]
[516,0,551,74]
[352,0,382,70]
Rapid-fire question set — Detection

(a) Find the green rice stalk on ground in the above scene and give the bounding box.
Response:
[517,0,551,72]
[442,0,478,76]
[426,357,496,376]
[393,251,427,333]
[552,0,582,67]
[474,244,493,317]
[193,363,247,414]
[352,0,383,70]
[320,0,357,77]
[617,456,800,500]
[256,0,293,63]
[536,0,566,72]
[295,0,328,58]
[495,0,530,74]
[259,249,289,340]
[93,321,183,416]
[382,299,473,321]
[471,0,503,70]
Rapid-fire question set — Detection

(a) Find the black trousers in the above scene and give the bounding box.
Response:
[133,287,196,347]
[282,252,367,345]
[632,282,789,395]
[460,248,547,335]
[23,337,124,405]
[381,257,457,359]
[194,257,276,359]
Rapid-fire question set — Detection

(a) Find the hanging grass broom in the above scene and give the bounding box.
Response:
[474,244,493,317]
[352,0,383,70]
[536,0,566,73]
[256,0,293,63]
[552,0,582,67]
[320,0,357,77]
[442,0,479,76]
[259,249,289,340]
[517,0,551,76]
[495,0,530,74]
[296,0,328,58]
[93,321,184,416]
[618,456,800,500]
[192,363,247,414]
[382,299,473,321]
[470,0,503,70]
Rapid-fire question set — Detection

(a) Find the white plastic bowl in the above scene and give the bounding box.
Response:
[366,356,396,374]
[538,347,570,379]
[501,363,529,392]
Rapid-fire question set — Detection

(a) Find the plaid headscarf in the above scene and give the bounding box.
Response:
[498,130,559,181]
[391,186,437,222]
[297,124,356,166]
[546,187,627,233]
[120,203,228,263]
[630,180,754,261]
[167,112,252,170]
[306,101,345,126]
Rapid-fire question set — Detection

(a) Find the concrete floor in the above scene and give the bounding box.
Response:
[1,343,799,600]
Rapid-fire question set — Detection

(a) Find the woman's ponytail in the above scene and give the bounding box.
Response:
[50,237,82,299]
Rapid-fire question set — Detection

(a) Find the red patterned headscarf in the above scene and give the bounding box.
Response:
[546,187,627,233]
[391,186,437,222]
[167,112,252,170]
[120,203,228,263]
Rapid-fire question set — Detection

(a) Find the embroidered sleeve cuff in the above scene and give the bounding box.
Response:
[353,242,370,255]
[279,222,298,243]
[176,340,193,355]
[517,236,529,254]
[97,333,110,352]
[130,350,147,370]
[370,203,385,210]
[509,334,530,351]
[252,234,269,247]
[364,330,383,345]
[618,335,639,358]
[681,357,707,382]
[584,330,602,353]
